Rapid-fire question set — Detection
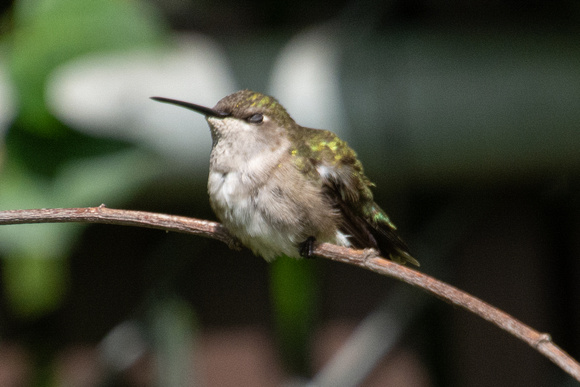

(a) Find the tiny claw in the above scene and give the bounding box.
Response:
[362,248,380,262]
[299,236,316,258]
[228,237,243,251]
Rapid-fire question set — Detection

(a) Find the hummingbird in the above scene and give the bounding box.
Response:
[151,90,419,266]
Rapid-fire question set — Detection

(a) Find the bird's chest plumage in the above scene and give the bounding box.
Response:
[208,170,256,227]
[206,132,309,258]
[208,168,302,261]
[207,139,281,228]
[206,134,346,261]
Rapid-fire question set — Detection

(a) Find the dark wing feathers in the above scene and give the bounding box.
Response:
[322,174,419,266]
[314,132,418,266]
[290,127,419,266]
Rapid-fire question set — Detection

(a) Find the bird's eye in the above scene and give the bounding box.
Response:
[247,113,264,124]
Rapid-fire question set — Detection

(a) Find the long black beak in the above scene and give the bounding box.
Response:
[151,96,229,118]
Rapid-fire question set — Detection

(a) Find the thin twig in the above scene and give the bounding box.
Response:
[0,206,240,250]
[0,206,579,382]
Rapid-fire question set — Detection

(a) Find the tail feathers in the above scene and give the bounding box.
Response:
[333,198,420,266]
[389,248,420,267]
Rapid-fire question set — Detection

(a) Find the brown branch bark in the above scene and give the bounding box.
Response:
[1,206,579,382]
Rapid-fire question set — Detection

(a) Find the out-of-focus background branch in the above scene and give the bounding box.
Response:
[0,0,579,386]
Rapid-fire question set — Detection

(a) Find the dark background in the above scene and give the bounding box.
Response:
[0,0,579,386]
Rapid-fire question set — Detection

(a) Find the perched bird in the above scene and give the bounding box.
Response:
[152,90,418,266]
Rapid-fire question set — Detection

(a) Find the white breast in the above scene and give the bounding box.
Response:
[208,170,302,261]
[208,170,253,224]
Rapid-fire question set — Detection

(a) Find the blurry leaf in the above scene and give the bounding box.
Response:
[0,159,78,257]
[0,148,161,254]
[7,0,167,132]
[52,148,162,207]
[0,147,162,317]
[270,256,318,373]
[6,122,132,178]
[2,253,68,319]
[148,295,198,387]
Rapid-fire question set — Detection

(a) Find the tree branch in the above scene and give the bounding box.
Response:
[1,206,579,382]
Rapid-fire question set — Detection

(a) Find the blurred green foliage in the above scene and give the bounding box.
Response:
[0,1,323,383]
[0,0,166,318]
[7,0,164,132]
[0,1,319,378]
[270,256,318,373]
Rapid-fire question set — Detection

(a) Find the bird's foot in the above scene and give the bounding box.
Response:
[362,248,380,262]
[299,237,316,258]
[227,236,244,251]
